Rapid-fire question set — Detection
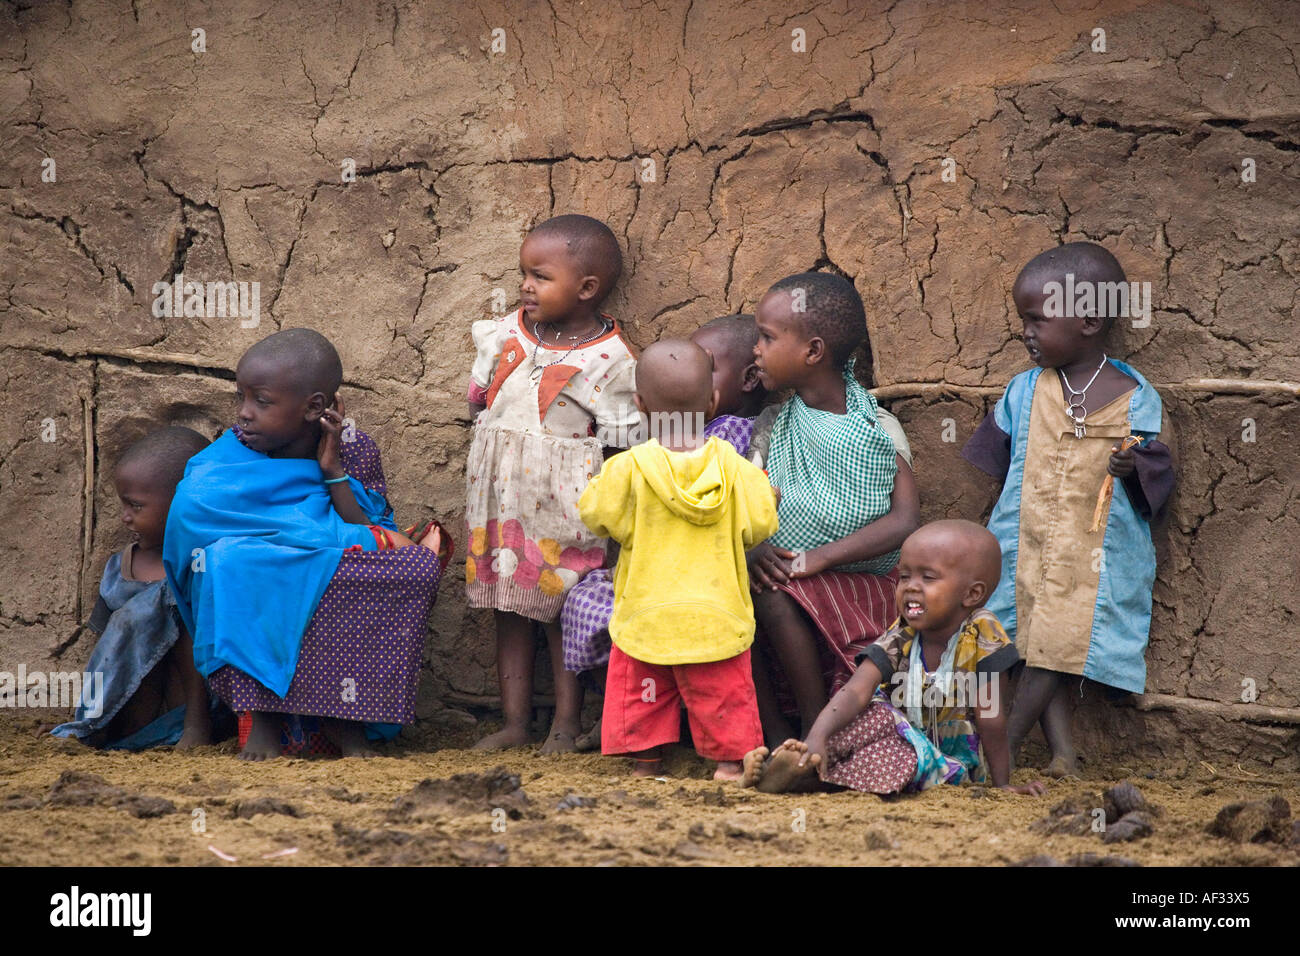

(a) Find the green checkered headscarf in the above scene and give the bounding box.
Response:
[766,359,900,574]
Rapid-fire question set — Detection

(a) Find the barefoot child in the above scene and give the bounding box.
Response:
[579,340,777,780]
[962,243,1173,777]
[465,214,640,752]
[748,273,921,746]
[52,427,223,750]
[164,329,447,759]
[743,521,1045,797]
[559,313,769,747]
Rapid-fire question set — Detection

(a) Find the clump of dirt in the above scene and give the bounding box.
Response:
[1030,781,1159,844]
[1208,796,1292,844]
[233,797,300,819]
[45,770,176,818]
[389,766,529,821]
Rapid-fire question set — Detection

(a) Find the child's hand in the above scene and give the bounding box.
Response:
[1000,780,1048,796]
[748,541,794,590]
[318,397,346,480]
[788,547,828,579]
[1107,442,1136,478]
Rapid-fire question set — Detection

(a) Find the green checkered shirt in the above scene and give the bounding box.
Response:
[766,359,900,574]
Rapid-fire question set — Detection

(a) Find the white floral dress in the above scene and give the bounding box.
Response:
[465,308,639,621]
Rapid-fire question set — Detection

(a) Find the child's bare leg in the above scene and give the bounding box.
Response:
[473,611,535,749]
[1040,679,1079,777]
[1007,665,1058,761]
[575,663,607,752]
[169,631,212,749]
[108,662,166,742]
[240,711,284,760]
[755,739,823,794]
[540,619,583,753]
[750,642,798,750]
[753,590,827,736]
[323,718,378,758]
[630,746,663,777]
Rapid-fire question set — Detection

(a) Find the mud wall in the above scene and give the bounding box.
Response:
[2,0,1297,764]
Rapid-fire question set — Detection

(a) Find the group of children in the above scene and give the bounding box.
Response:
[54,211,1174,800]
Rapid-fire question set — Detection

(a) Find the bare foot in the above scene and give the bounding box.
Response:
[740,747,770,788]
[239,712,283,761]
[1045,753,1080,778]
[176,710,213,750]
[417,525,442,553]
[755,740,822,794]
[473,725,531,750]
[713,760,744,781]
[325,719,378,758]
[575,717,601,752]
[540,729,578,754]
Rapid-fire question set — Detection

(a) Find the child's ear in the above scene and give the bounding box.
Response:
[1080,312,1107,339]
[706,387,721,422]
[304,391,328,422]
[740,362,763,393]
[805,336,827,366]
[963,580,988,608]
[577,275,601,302]
[633,392,647,416]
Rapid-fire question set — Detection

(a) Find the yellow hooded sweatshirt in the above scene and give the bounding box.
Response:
[578,436,778,666]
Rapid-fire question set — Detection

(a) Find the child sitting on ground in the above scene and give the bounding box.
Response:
[52,427,224,750]
[465,214,640,753]
[742,520,1045,796]
[962,242,1174,776]
[559,313,769,748]
[748,272,921,746]
[579,339,778,780]
[164,328,446,760]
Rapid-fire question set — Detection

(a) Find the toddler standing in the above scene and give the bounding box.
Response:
[579,339,778,779]
[465,214,640,752]
[963,242,1174,776]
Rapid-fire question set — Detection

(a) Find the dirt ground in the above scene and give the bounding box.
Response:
[2,712,1298,868]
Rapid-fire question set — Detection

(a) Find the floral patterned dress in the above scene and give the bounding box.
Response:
[465,308,639,622]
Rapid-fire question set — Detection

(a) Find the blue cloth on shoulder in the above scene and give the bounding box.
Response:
[51,551,179,742]
[163,430,379,697]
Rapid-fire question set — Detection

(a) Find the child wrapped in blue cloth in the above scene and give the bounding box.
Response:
[164,329,447,759]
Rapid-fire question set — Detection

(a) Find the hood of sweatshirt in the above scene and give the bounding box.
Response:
[627,436,735,526]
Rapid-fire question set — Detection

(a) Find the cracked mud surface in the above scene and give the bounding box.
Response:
[2,1,1297,764]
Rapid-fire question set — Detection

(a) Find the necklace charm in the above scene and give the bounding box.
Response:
[1058,354,1106,440]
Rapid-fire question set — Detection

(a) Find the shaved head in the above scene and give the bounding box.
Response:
[907,519,1002,596]
[1015,242,1128,332]
[529,214,623,303]
[116,426,210,492]
[237,328,343,398]
[635,338,715,415]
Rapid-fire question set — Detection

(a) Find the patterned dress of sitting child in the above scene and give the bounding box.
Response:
[742,521,1045,800]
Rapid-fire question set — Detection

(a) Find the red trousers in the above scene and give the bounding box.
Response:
[601,644,762,762]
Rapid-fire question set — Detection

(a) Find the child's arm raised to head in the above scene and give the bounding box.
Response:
[976,671,1047,795]
[789,454,920,578]
[318,398,370,525]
